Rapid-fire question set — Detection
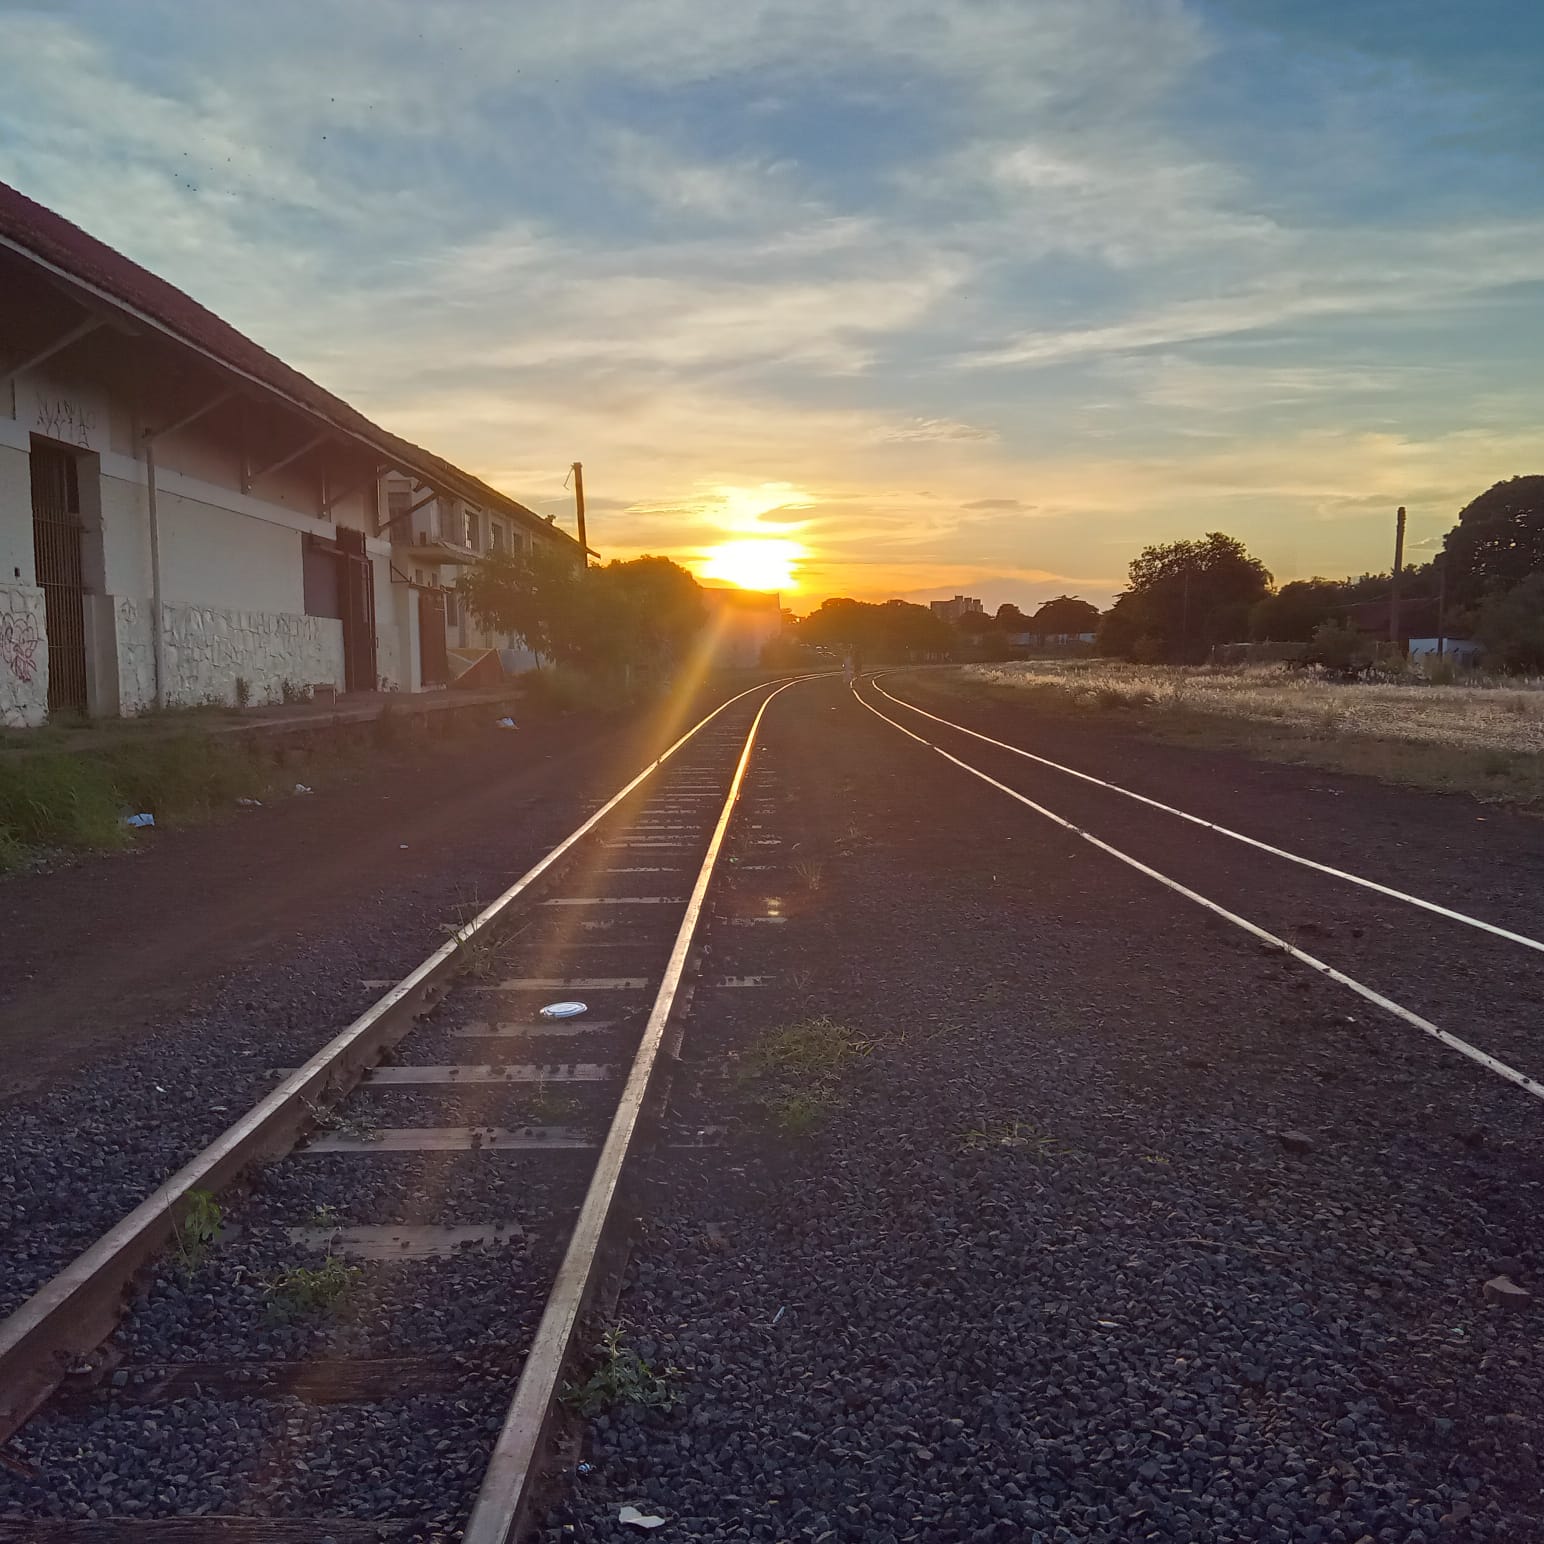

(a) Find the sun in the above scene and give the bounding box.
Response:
[699,539,805,592]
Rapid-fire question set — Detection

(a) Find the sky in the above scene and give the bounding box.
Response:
[2,0,1543,612]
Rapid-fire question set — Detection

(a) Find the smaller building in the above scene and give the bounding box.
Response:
[929,595,984,622]
[1409,637,1481,664]
[700,587,781,668]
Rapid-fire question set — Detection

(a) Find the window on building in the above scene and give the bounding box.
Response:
[491,522,505,555]
[465,507,481,550]
[445,588,460,627]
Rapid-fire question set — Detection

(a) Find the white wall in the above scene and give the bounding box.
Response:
[0,582,48,726]
[117,597,343,711]
[0,441,34,587]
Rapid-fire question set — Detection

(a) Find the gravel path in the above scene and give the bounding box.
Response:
[545,676,1543,1544]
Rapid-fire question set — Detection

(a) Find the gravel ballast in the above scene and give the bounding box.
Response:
[0,702,772,1536]
[545,676,1544,1543]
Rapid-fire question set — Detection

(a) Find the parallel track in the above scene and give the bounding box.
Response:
[859,673,1544,1106]
[0,676,811,1542]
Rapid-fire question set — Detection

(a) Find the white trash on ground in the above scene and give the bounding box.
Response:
[541,1001,588,1019]
[293,783,313,794]
[618,1506,666,1529]
[495,716,517,729]
[123,813,155,828]
[237,797,263,808]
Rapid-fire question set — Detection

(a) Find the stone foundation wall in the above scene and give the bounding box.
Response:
[0,585,48,727]
[116,599,344,712]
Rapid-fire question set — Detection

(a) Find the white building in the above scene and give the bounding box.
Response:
[0,180,580,727]
[929,595,983,622]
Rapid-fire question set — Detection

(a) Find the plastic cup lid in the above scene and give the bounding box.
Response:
[540,1001,589,1019]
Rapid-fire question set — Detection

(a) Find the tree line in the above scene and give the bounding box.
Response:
[455,473,1544,679]
[1095,474,1544,668]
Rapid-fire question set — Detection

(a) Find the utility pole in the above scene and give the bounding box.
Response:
[1435,551,1447,659]
[1390,505,1407,653]
[571,461,588,566]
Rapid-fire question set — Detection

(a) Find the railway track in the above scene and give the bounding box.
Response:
[0,675,811,1542]
[858,672,1544,1107]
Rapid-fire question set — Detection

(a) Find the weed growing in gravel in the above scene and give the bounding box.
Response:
[305,1204,343,1230]
[791,857,825,891]
[173,1190,223,1271]
[522,1083,582,1126]
[764,1089,837,1134]
[739,1017,871,1136]
[743,1016,872,1082]
[961,1119,1060,1157]
[301,1097,381,1143]
[451,888,507,978]
[562,1326,681,1417]
[265,1253,360,1320]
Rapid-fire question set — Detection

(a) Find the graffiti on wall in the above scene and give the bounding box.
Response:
[0,609,41,683]
[33,390,98,449]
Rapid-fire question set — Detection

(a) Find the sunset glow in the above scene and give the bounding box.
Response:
[699,539,805,593]
[13,5,1543,616]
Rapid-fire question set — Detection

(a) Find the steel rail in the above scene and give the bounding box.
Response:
[870,673,1544,957]
[462,677,805,1544]
[0,676,808,1443]
[857,684,1544,1107]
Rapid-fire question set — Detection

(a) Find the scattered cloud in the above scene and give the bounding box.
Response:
[877,418,997,443]
[0,1,1541,611]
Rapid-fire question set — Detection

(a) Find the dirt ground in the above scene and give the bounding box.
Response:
[0,682,759,1094]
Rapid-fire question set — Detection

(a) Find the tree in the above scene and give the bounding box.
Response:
[1444,475,1544,602]
[795,597,953,662]
[1477,573,1544,672]
[460,550,705,678]
[1106,532,1272,661]
[573,556,706,676]
[995,603,1029,632]
[459,545,581,664]
[1030,595,1099,639]
[1249,579,1343,642]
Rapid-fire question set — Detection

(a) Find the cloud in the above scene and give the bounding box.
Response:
[876,417,997,443]
[3,0,1543,616]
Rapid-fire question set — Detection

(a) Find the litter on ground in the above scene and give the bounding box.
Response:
[619,1506,666,1529]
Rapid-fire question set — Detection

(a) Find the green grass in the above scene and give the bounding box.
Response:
[738,1016,872,1136]
[0,751,133,857]
[0,734,345,871]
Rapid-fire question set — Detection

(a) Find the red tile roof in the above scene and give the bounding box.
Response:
[0,178,567,541]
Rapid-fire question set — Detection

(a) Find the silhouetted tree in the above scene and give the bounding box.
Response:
[1443,475,1544,602]
[1477,573,1544,672]
[1030,595,1099,638]
[1101,533,1272,661]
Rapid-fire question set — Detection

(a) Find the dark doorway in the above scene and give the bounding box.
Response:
[418,589,448,686]
[29,440,87,714]
[336,528,377,692]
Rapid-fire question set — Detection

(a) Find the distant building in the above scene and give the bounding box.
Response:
[700,587,782,668]
[1409,637,1481,664]
[929,595,984,622]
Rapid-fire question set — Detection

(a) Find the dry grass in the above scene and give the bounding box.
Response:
[945,661,1544,805]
